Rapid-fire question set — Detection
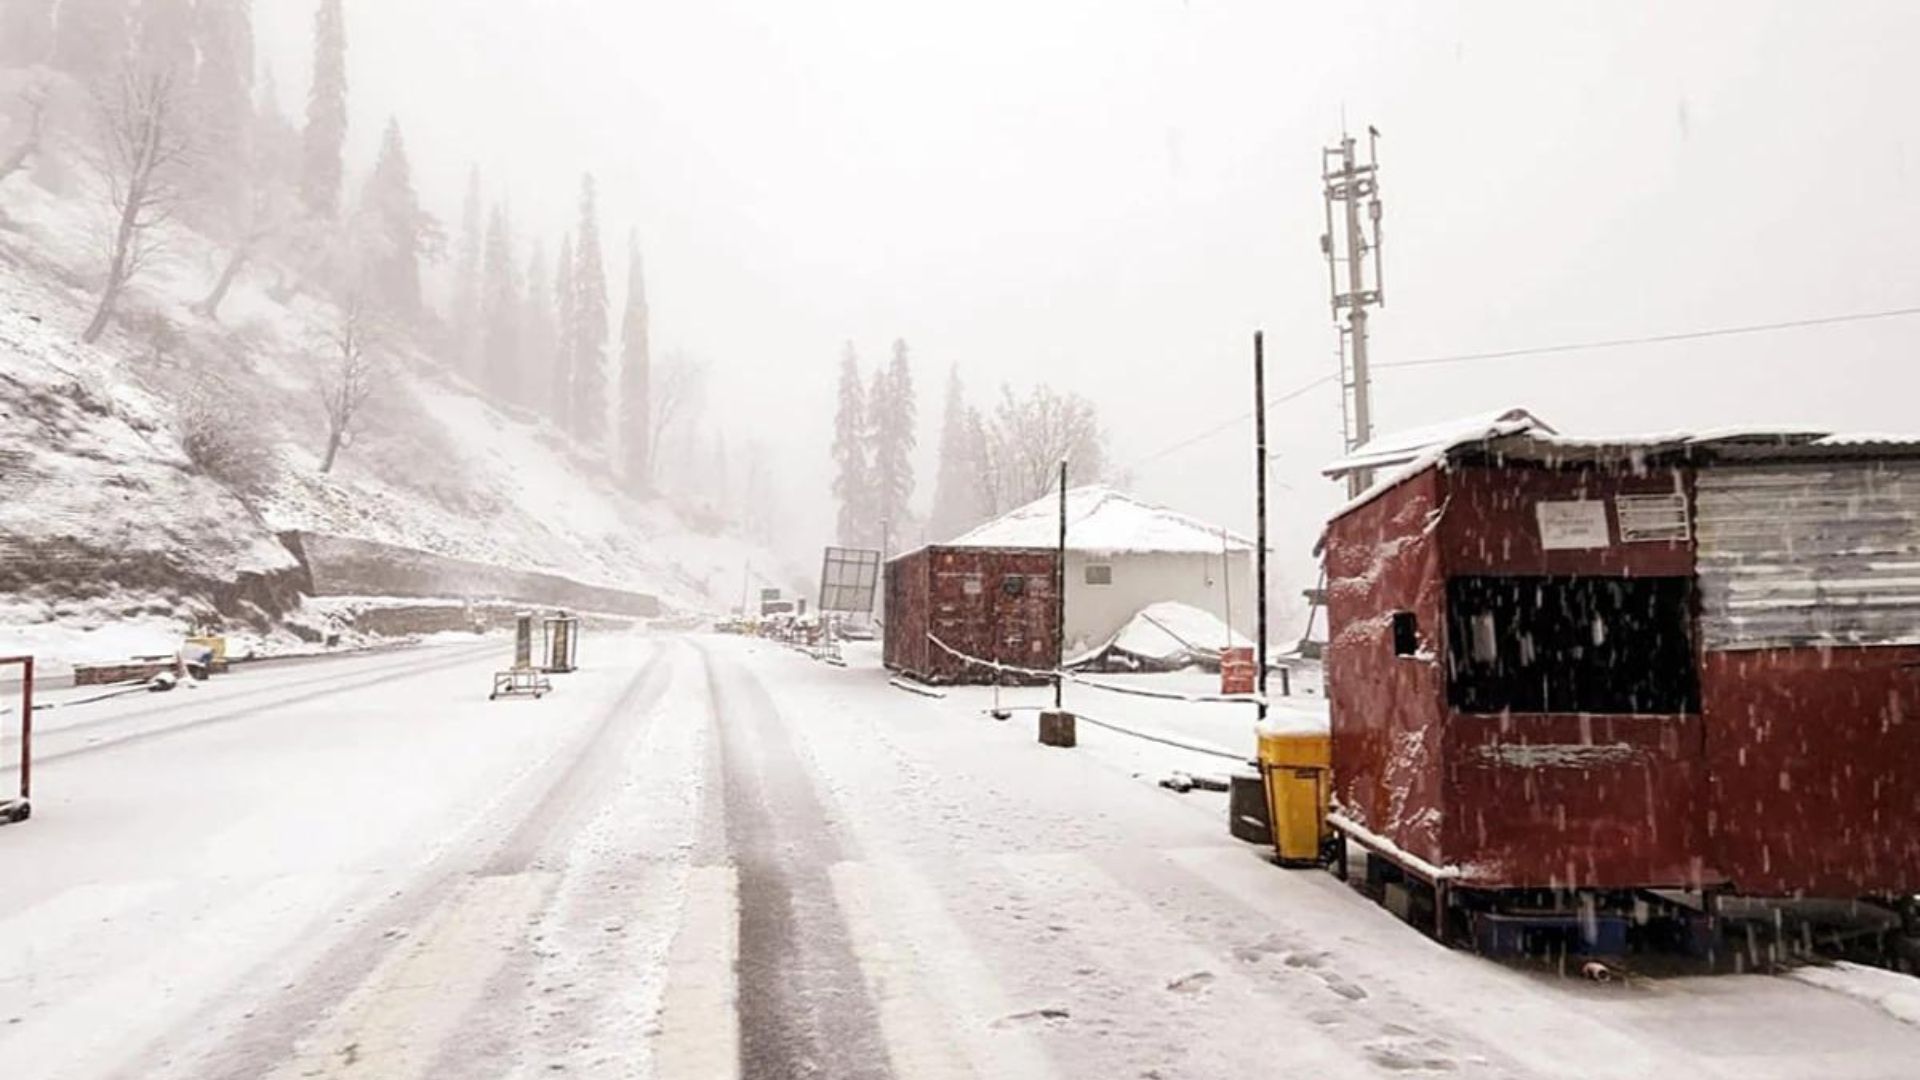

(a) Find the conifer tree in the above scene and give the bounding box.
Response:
[570,175,610,449]
[831,344,872,546]
[360,118,425,319]
[618,231,651,491]
[451,166,483,377]
[870,338,917,541]
[522,242,554,413]
[551,232,576,431]
[481,203,520,401]
[190,0,254,228]
[1,1,57,67]
[301,0,347,217]
[52,0,130,83]
[928,362,982,540]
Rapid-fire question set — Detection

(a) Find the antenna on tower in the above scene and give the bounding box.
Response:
[1320,125,1386,497]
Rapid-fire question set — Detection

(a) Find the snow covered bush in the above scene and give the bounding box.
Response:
[176,378,277,498]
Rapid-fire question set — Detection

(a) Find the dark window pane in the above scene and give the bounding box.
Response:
[1444,575,1698,715]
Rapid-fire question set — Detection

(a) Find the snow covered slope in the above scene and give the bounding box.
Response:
[0,97,793,662]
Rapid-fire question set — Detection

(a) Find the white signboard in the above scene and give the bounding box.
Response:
[1535,500,1611,550]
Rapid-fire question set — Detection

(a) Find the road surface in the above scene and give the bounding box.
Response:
[3,633,1919,1078]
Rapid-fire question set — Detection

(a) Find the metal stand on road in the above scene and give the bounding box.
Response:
[542,611,580,674]
[1,655,34,824]
[491,613,552,701]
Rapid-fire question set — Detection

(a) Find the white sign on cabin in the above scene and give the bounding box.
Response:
[1535,500,1612,550]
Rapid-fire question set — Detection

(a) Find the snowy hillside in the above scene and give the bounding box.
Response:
[0,78,795,664]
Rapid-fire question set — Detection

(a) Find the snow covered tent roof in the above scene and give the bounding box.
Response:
[945,486,1253,555]
[1322,407,1555,479]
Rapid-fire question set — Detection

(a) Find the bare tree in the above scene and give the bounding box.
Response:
[195,178,304,321]
[649,351,710,487]
[0,82,50,191]
[982,383,1109,512]
[317,296,380,474]
[84,70,193,344]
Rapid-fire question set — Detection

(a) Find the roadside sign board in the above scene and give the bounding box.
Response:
[819,547,883,614]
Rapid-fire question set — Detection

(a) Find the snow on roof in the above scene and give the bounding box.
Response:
[1066,601,1251,667]
[1322,408,1554,478]
[1323,413,1920,530]
[946,486,1252,555]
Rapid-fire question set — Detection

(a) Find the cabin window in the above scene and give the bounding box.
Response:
[1084,564,1113,585]
[1444,575,1698,715]
[1391,612,1419,657]
[1001,575,1027,597]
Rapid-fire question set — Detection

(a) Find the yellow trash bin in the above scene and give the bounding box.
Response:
[1258,728,1331,866]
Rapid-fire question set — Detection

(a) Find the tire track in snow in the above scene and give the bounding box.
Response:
[135,644,676,1080]
[698,641,895,1080]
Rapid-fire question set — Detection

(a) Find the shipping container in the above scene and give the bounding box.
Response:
[1322,427,1920,905]
[884,546,1061,684]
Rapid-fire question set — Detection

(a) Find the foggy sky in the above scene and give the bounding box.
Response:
[257,1,1920,617]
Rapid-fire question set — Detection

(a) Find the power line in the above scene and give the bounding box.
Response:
[1379,304,1920,373]
[1124,304,1920,473]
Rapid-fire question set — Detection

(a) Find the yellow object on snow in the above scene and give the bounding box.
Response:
[1258,728,1331,866]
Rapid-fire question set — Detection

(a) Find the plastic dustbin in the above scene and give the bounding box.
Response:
[1258,727,1331,866]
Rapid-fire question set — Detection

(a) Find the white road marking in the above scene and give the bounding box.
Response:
[651,865,740,1080]
[266,871,553,1080]
[831,859,1060,1080]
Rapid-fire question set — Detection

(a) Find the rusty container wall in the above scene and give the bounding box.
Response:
[883,549,932,677]
[1434,463,1709,890]
[1324,467,1451,872]
[1695,461,1920,897]
[885,546,1060,684]
[1702,646,1920,897]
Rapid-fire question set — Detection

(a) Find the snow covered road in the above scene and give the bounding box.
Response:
[3,633,1920,1078]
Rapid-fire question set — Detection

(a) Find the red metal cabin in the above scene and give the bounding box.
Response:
[884,546,1060,684]
[1322,423,1920,902]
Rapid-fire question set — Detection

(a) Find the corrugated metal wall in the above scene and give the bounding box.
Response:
[1696,462,1920,649]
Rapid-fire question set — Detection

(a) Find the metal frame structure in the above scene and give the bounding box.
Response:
[2,656,33,823]
[542,612,580,674]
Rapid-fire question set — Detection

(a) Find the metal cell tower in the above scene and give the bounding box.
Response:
[1321,127,1386,496]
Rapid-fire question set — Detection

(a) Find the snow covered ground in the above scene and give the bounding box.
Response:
[2,633,1917,1079]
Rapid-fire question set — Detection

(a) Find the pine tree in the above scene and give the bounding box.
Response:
[481,203,521,401]
[831,344,872,546]
[618,231,652,492]
[360,118,424,319]
[570,174,610,449]
[551,232,576,431]
[521,242,554,413]
[134,0,194,81]
[52,0,130,83]
[190,0,254,228]
[870,338,917,541]
[0,1,57,67]
[451,166,483,378]
[301,0,347,218]
[928,362,983,540]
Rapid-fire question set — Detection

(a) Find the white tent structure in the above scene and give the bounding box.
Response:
[946,486,1255,658]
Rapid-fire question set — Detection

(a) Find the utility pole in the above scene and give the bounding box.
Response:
[1321,126,1386,497]
[1254,333,1269,722]
[1054,459,1068,710]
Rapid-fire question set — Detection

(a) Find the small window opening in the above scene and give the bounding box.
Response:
[1084,564,1113,585]
[1444,575,1698,715]
[1392,612,1419,657]
[1001,575,1027,597]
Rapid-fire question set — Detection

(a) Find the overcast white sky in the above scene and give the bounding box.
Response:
[257,1,1920,614]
